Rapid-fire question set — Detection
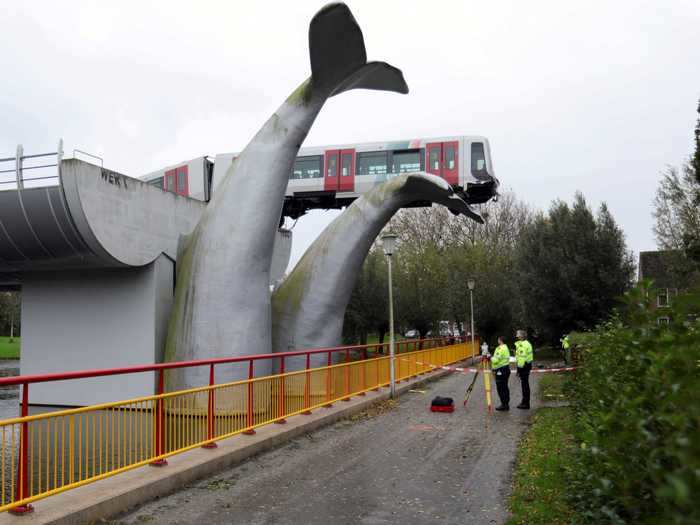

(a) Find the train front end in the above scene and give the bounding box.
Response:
[462,137,499,204]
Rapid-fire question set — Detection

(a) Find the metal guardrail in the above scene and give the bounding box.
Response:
[0,337,476,514]
[0,140,64,191]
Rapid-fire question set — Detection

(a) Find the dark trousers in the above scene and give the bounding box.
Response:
[517,362,532,407]
[494,366,510,407]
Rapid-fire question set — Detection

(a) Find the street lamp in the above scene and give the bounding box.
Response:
[467,278,475,356]
[381,233,398,399]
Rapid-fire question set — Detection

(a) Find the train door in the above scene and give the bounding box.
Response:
[338,148,355,192]
[426,143,442,178]
[426,142,459,185]
[324,149,339,191]
[163,166,189,196]
[442,141,459,185]
[164,169,176,192]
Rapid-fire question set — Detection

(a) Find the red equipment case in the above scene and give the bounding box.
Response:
[430,404,455,413]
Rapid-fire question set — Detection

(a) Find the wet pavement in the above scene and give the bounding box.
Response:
[116,367,541,525]
[0,360,19,419]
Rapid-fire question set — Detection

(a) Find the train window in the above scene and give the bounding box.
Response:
[341,152,352,176]
[429,147,441,171]
[392,150,421,173]
[292,156,323,179]
[149,177,164,188]
[445,144,456,170]
[166,172,176,192]
[471,142,487,174]
[357,151,388,175]
[327,154,337,178]
[177,168,187,194]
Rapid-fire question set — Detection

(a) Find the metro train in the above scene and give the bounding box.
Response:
[142,135,498,219]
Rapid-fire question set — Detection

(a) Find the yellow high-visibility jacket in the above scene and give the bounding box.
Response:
[491,344,511,369]
[515,340,533,368]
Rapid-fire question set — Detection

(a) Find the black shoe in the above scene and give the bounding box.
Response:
[516,404,530,410]
[495,405,509,411]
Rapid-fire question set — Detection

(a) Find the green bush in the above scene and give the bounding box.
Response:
[568,283,700,524]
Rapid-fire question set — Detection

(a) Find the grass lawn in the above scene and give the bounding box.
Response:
[535,345,563,360]
[507,407,577,525]
[538,373,569,402]
[0,336,20,359]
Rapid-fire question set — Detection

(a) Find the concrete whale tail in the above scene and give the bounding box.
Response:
[272,174,479,363]
[165,2,410,392]
[401,174,485,223]
[309,3,408,97]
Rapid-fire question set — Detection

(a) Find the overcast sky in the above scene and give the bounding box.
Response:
[1,1,699,267]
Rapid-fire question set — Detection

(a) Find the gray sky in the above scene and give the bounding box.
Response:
[1,1,699,267]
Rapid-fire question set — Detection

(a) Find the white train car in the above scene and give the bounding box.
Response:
[142,135,498,219]
[143,156,214,202]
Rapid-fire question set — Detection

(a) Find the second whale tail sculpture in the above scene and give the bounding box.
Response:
[272,173,482,371]
[165,3,409,392]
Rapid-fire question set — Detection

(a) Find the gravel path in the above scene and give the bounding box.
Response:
[116,367,541,525]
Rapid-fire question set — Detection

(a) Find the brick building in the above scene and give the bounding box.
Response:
[638,250,684,324]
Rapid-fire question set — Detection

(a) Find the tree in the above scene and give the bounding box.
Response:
[653,165,700,252]
[516,193,634,344]
[0,291,21,341]
[393,242,449,338]
[693,98,700,187]
[343,248,389,344]
[652,99,700,267]
[384,191,532,343]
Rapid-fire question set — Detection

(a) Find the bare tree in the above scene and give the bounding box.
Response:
[653,164,700,251]
[388,190,532,252]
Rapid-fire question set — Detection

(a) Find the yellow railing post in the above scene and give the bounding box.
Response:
[9,383,33,515]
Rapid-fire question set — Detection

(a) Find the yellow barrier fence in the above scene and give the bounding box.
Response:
[0,340,476,513]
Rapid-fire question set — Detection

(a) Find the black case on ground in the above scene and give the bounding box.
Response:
[431,396,454,407]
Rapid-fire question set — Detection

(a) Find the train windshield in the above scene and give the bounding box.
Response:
[471,142,489,179]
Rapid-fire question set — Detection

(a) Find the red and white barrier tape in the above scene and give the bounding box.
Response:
[416,361,576,374]
[529,366,577,373]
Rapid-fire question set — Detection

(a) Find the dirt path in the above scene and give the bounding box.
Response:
[116,368,541,525]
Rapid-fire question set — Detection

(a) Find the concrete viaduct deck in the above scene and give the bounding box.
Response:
[0,153,291,406]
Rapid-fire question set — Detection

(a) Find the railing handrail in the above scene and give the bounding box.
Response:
[0,339,475,514]
[0,140,64,192]
[0,336,461,388]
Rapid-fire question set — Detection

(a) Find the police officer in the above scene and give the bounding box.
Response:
[514,329,533,409]
[492,336,511,411]
[561,334,571,365]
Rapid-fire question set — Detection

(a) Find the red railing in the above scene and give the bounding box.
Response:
[0,336,463,514]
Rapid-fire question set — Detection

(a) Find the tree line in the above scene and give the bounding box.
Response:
[345,99,700,349]
[561,101,700,525]
[344,190,635,348]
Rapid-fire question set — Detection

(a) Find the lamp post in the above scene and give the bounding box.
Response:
[467,278,475,355]
[381,233,398,399]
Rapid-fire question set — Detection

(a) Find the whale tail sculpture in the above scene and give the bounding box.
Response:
[272,174,482,372]
[165,2,409,395]
[309,3,408,97]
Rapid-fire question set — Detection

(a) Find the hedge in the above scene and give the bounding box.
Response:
[567,283,700,524]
